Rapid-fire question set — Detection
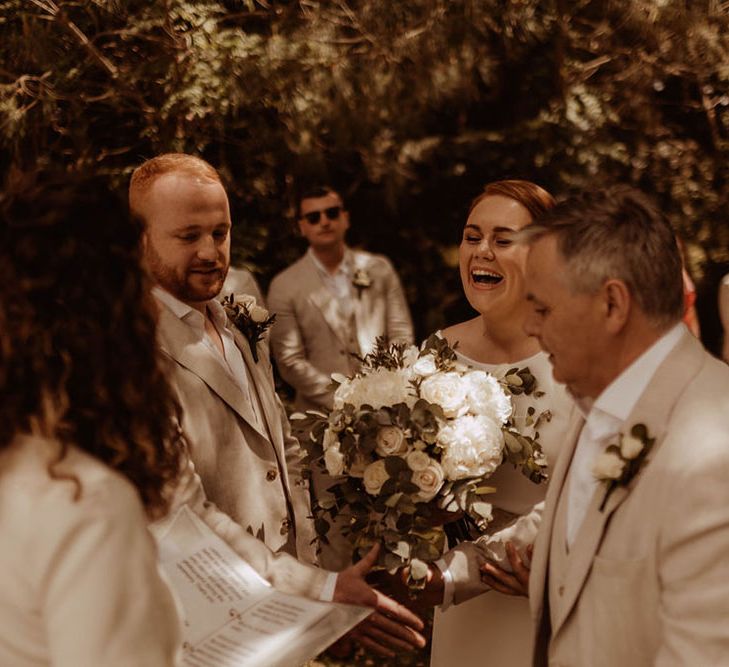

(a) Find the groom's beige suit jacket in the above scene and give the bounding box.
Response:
[529,331,729,666]
[267,249,414,411]
[156,298,318,564]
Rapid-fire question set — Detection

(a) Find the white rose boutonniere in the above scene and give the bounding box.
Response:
[592,423,655,511]
[221,293,276,363]
[352,268,372,298]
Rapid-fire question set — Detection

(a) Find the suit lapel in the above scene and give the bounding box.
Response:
[351,251,379,357]
[233,328,284,443]
[303,253,353,349]
[157,302,269,440]
[530,407,584,622]
[549,330,706,636]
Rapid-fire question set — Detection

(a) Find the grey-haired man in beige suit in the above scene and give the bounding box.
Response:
[490,187,729,666]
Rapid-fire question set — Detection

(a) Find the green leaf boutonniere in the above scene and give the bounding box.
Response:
[352,268,372,298]
[592,423,655,511]
[221,293,276,363]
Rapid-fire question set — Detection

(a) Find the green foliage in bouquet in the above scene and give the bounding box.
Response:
[297,335,548,590]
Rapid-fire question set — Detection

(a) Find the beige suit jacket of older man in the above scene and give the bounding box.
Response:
[156,300,318,565]
[529,331,729,666]
[267,249,414,411]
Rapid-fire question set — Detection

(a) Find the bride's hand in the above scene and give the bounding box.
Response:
[479,542,532,597]
[334,544,427,657]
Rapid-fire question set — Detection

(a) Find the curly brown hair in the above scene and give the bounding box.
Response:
[0,170,182,517]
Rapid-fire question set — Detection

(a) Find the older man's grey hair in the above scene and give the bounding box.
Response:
[523,186,684,329]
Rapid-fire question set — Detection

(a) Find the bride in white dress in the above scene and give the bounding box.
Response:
[428,180,574,666]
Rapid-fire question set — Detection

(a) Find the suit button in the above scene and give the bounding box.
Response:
[558,585,565,596]
[280,518,291,534]
[266,469,278,481]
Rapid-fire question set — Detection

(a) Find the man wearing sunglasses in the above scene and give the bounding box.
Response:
[268,185,414,570]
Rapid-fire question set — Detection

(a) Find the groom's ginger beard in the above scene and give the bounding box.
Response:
[145,240,228,304]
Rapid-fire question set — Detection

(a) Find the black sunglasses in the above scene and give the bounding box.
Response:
[302,206,343,225]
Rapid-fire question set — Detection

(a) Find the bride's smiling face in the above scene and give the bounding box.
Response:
[459,194,533,319]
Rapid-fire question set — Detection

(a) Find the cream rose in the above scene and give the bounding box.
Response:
[419,372,469,418]
[412,460,445,502]
[333,368,415,410]
[620,434,643,460]
[412,354,438,377]
[406,450,432,471]
[363,460,390,495]
[249,304,269,323]
[375,426,407,456]
[234,294,256,310]
[438,414,504,480]
[324,446,345,476]
[592,450,625,480]
[464,371,513,424]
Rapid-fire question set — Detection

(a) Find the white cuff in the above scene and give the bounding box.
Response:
[319,571,338,602]
[434,558,455,610]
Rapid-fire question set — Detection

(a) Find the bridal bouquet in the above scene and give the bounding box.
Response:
[298,335,548,590]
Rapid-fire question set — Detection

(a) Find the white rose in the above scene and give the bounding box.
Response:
[322,428,339,451]
[249,305,269,323]
[334,368,415,410]
[620,434,643,460]
[375,426,407,456]
[412,354,438,377]
[412,460,445,502]
[463,371,513,424]
[438,414,504,480]
[233,294,256,309]
[420,372,469,418]
[592,450,625,480]
[324,446,345,476]
[406,450,432,471]
[363,460,390,495]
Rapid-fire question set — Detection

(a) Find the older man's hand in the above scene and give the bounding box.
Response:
[479,542,533,597]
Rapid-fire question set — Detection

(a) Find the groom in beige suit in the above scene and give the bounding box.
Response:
[267,185,414,412]
[130,153,428,656]
[519,187,729,665]
[130,154,317,564]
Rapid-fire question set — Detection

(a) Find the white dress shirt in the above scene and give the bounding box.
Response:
[308,247,355,319]
[565,322,685,547]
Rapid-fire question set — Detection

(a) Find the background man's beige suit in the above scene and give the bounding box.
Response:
[267,250,414,411]
[268,249,413,569]
[156,300,318,564]
[530,331,729,666]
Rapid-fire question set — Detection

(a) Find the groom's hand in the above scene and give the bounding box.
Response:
[333,544,426,657]
[479,542,532,597]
